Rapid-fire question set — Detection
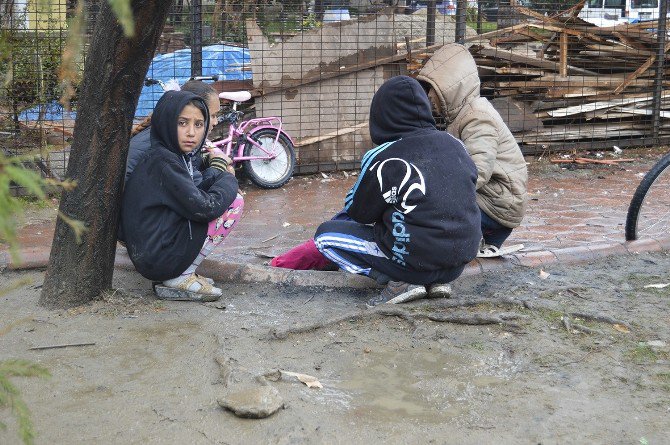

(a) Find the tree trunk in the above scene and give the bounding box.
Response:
[39,0,173,309]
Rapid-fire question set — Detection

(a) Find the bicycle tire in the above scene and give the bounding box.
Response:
[242,128,296,189]
[625,152,670,240]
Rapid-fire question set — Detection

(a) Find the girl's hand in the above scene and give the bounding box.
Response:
[208,145,232,164]
[205,142,234,174]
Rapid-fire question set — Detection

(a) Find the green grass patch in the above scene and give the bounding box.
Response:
[468,341,485,351]
[16,195,53,209]
[629,343,659,363]
[538,308,564,323]
[469,21,497,33]
[655,372,670,391]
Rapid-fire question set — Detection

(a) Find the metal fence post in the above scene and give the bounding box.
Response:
[427,0,436,47]
[191,0,202,77]
[477,0,482,34]
[652,0,668,140]
[455,0,467,43]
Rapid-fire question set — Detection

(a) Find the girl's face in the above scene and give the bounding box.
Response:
[177,104,206,153]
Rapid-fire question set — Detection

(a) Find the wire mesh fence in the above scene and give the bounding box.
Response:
[1,0,669,185]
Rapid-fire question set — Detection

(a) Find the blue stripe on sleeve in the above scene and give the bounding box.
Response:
[344,140,398,211]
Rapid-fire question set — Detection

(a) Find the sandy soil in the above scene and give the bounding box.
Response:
[1,250,669,444]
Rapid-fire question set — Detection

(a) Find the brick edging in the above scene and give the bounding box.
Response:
[2,238,667,288]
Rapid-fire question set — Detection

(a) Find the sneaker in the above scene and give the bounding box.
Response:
[427,283,452,299]
[366,281,427,308]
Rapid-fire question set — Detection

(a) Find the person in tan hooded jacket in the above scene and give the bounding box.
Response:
[416,43,528,251]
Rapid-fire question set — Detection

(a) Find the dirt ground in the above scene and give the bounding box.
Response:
[1,251,669,444]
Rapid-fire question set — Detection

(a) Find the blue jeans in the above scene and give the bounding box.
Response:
[480,210,512,248]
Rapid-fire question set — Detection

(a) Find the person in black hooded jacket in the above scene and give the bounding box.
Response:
[313,76,482,307]
[120,90,243,301]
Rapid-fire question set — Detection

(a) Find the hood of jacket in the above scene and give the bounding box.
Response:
[369,75,436,145]
[416,43,480,122]
[150,90,210,157]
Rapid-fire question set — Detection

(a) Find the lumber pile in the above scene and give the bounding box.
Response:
[457,1,669,152]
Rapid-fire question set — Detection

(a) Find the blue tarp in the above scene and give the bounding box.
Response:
[18,44,252,122]
[18,102,77,122]
[136,44,251,117]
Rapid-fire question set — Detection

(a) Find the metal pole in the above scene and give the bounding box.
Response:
[477,0,482,34]
[455,0,467,43]
[427,0,436,47]
[652,0,668,140]
[191,0,202,77]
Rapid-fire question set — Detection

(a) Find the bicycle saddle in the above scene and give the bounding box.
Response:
[219,91,251,102]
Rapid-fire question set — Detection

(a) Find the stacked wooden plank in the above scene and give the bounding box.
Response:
[455,1,670,151]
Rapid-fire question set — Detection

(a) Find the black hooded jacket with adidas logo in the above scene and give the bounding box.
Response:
[344,76,482,272]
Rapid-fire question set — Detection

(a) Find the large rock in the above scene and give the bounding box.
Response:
[218,385,284,419]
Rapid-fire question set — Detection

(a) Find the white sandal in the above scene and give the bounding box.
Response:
[162,273,222,297]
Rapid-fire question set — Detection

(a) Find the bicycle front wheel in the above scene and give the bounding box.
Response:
[242,129,296,189]
[625,152,670,241]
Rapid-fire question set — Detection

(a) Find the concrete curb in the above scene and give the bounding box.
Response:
[3,237,667,289]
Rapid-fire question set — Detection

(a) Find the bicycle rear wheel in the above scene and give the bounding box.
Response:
[625,152,670,240]
[242,129,296,189]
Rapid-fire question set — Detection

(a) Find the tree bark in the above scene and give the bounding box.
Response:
[39,0,173,309]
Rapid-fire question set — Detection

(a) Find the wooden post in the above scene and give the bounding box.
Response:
[559,32,568,78]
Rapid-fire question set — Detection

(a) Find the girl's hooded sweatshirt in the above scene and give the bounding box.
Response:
[121,91,238,281]
[344,76,481,272]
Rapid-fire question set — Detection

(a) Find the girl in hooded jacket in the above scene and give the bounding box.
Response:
[124,80,225,185]
[120,90,243,301]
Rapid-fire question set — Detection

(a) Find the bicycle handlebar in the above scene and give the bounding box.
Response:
[190,75,218,82]
[144,75,218,91]
[144,78,162,87]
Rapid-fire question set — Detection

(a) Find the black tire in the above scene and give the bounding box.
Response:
[625,152,670,240]
[242,128,296,189]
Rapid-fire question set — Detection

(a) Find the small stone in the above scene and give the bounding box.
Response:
[646,340,667,348]
[218,386,284,419]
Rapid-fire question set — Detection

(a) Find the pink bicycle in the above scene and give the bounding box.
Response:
[144,77,296,189]
[211,89,296,189]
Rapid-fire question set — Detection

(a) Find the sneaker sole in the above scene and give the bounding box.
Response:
[153,284,221,302]
[386,287,428,305]
[428,286,452,299]
[477,243,525,258]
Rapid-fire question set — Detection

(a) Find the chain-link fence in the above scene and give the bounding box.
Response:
[1,0,668,182]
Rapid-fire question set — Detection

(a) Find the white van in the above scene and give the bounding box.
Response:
[579,0,662,27]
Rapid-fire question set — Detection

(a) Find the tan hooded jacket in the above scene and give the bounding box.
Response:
[416,43,528,228]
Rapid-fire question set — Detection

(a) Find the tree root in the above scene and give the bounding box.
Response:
[570,311,630,329]
[271,306,416,340]
[562,315,603,336]
[427,296,525,310]
[271,295,631,341]
[272,304,524,340]
[570,323,602,335]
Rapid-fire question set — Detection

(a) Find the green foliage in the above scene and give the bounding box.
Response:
[301,14,322,31]
[0,150,84,261]
[0,30,65,114]
[0,360,50,445]
[0,151,47,260]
